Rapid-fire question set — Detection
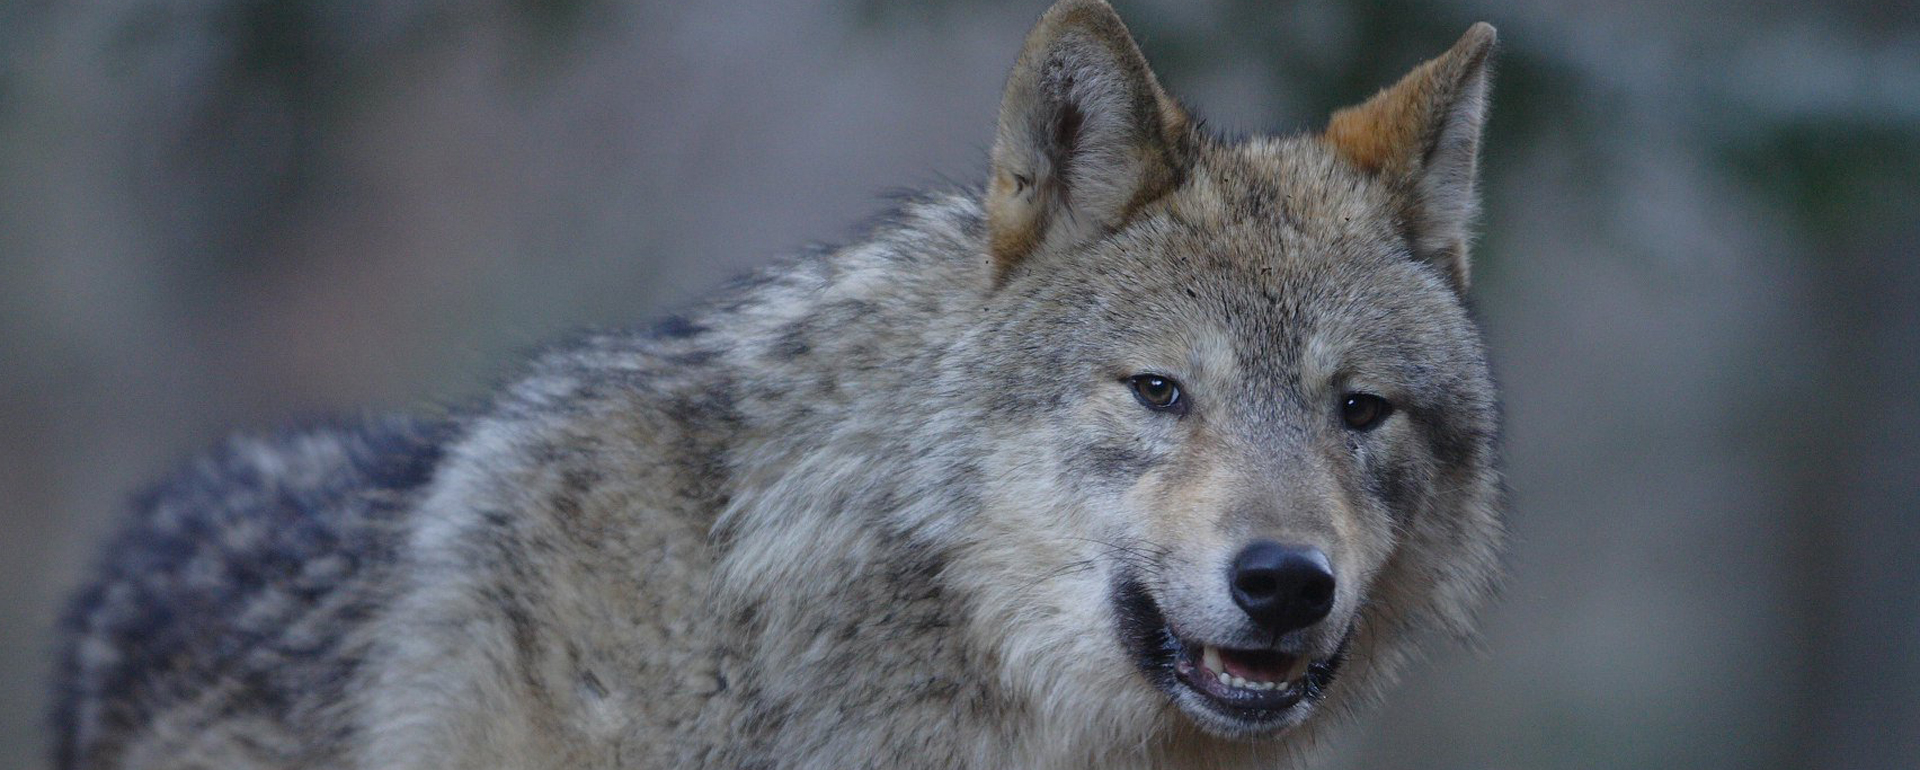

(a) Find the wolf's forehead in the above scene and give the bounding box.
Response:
[1111,229,1446,386]
[1171,136,1388,237]
[1220,135,1339,178]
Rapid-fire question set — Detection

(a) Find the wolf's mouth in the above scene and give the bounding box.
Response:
[1173,641,1315,710]
[1112,576,1349,735]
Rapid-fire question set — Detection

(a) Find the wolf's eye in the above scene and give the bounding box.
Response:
[1340,393,1393,431]
[1129,374,1183,411]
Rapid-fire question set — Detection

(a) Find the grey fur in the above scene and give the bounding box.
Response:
[54,2,1505,768]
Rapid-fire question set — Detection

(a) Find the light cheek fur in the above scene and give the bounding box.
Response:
[952,414,1181,764]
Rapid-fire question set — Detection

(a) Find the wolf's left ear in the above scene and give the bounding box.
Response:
[1325,23,1497,292]
[986,0,1192,283]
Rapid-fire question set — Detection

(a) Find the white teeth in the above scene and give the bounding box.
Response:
[1220,672,1281,690]
[1197,645,1311,692]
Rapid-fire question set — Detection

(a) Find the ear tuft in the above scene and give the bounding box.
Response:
[986,0,1191,284]
[1325,23,1497,291]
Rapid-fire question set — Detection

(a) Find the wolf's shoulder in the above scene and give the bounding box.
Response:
[53,415,453,769]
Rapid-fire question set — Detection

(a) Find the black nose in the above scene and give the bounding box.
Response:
[1229,541,1336,634]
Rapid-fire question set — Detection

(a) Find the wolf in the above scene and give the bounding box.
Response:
[53,1,1505,768]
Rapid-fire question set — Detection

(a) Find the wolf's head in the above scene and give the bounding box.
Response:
[949,0,1504,755]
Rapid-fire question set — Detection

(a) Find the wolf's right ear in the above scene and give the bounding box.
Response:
[986,0,1191,284]
[1325,23,1497,293]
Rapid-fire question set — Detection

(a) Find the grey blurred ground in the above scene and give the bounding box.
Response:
[3,0,1918,768]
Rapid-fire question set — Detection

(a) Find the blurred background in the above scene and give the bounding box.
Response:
[3,0,1917,767]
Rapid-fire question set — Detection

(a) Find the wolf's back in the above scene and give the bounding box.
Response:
[53,416,450,770]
